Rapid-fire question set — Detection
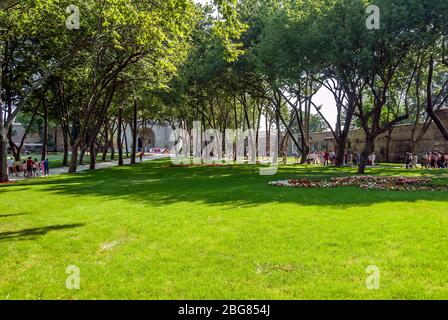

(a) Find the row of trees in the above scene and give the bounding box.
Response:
[1,0,448,182]
[158,0,448,173]
[0,0,244,182]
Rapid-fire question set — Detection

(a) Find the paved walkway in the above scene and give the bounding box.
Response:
[9,154,168,182]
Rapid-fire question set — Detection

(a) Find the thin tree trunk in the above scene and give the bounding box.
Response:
[79,145,86,165]
[124,124,129,158]
[0,43,8,182]
[41,99,48,161]
[102,121,108,162]
[131,99,138,164]
[117,106,124,166]
[110,139,115,160]
[89,134,96,170]
[0,134,7,183]
[265,110,270,157]
[63,131,69,166]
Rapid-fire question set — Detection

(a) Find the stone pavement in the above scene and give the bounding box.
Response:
[9,154,168,182]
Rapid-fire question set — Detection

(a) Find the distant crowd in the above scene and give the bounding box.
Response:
[304,151,377,167]
[6,157,50,178]
[302,150,448,169]
[408,151,448,169]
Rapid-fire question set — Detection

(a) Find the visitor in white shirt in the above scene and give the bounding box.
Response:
[7,158,14,176]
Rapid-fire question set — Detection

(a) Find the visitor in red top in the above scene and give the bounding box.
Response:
[26,157,34,178]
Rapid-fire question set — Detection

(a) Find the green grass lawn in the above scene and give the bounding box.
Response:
[0,160,447,299]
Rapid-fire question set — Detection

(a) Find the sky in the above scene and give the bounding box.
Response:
[312,87,338,129]
[192,0,338,129]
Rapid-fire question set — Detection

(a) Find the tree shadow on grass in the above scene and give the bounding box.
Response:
[0,223,85,242]
[0,213,31,218]
[0,160,447,209]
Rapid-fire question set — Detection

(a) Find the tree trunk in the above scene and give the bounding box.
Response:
[62,131,69,166]
[410,138,421,157]
[0,133,8,183]
[102,122,108,162]
[0,44,7,182]
[426,56,448,141]
[8,134,21,161]
[124,124,129,158]
[69,143,79,173]
[89,140,96,170]
[117,107,124,166]
[131,100,138,165]
[265,111,270,158]
[335,134,347,166]
[79,145,86,165]
[41,100,48,161]
[109,123,115,160]
[300,135,309,164]
[110,139,115,160]
[358,136,375,174]
[276,112,281,157]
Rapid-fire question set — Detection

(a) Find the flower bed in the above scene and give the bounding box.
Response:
[269,176,447,191]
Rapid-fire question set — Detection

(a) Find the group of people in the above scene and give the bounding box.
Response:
[305,151,377,167]
[421,152,448,169]
[6,157,50,178]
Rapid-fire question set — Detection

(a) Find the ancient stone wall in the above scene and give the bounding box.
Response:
[308,109,448,162]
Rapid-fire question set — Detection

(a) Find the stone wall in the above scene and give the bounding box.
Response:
[306,108,448,162]
[10,124,41,145]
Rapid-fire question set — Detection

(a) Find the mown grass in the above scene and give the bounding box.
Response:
[0,160,447,299]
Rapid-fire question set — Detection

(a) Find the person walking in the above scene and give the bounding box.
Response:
[41,159,46,176]
[329,151,336,165]
[26,157,33,178]
[14,159,21,177]
[440,153,446,169]
[412,154,418,169]
[36,159,42,177]
[44,159,50,176]
[405,152,412,169]
[430,152,438,169]
[354,152,360,166]
[22,160,27,177]
[370,153,376,167]
[422,152,429,169]
[324,152,329,166]
[32,158,39,177]
[7,158,14,177]
[293,151,300,164]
